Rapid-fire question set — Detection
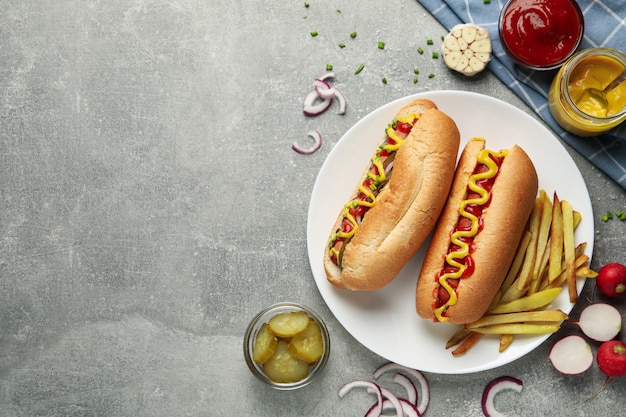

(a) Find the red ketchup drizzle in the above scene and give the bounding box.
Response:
[435,155,503,307]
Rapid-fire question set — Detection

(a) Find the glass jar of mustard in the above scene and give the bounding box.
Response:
[548,48,626,136]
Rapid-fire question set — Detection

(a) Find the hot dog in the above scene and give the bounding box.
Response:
[415,137,538,324]
[324,99,461,291]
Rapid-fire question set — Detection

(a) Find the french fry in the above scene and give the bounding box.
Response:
[530,242,551,295]
[499,334,514,353]
[532,191,553,285]
[548,192,564,283]
[466,309,568,329]
[500,233,536,304]
[490,287,562,314]
[544,253,593,290]
[514,197,542,292]
[451,332,484,356]
[573,210,582,229]
[561,200,578,303]
[470,323,562,335]
[576,265,598,278]
[446,327,472,349]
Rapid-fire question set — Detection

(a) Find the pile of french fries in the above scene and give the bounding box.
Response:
[447,190,597,356]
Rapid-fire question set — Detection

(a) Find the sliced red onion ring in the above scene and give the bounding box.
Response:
[481,376,523,417]
[338,380,383,414]
[384,160,394,175]
[373,363,430,416]
[366,386,402,417]
[316,70,335,81]
[366,397,421,417]
[334,87,347,115]
[303,88,333,116]
[393,373,417,406]
[393,398,421,417]
[292,130,322,155]
[314,78,336,100]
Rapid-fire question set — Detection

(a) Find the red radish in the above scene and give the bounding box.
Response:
[549,335,593,375]
[581,340,626,403]
[597,340,626,377]
[596,262,626,297]
[577,303,622,342]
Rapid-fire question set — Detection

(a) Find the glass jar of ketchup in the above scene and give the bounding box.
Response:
[499,0,584,70]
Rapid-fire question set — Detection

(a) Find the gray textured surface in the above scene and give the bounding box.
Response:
[1,1,625,416]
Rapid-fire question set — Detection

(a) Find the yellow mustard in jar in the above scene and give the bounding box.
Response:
[549,48,626,136]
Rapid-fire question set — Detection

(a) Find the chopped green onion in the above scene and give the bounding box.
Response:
[378,41,385,49]
[337,9,341,13]
[602,211,614,222]
[338,43,346,48]
[617,210,626,220]
[310,31,318,37]
[441,35,445,41]
[382,77,387,84]
[304,2,309,7]
[354,64,365,75]
[414,68,419,74]
[413,77,418,84]
[484,0,491,3]
[350,32,357,39]
[417,47,424,54]
[428,73,435,78]
[432,52,439,59]
[326,64,333,71]
[426,39,434,45]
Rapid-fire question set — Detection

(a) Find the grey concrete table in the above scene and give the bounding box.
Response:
[1,1,625,416]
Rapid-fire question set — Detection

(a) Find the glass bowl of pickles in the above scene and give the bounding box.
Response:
[243,302,330,390]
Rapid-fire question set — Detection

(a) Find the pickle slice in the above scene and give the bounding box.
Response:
[288,320,324,363]
[263,340,310,383]
[252,323,278,364]
[268,311,310,337]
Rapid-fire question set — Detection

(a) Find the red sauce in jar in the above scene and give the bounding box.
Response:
[500,0,584,69]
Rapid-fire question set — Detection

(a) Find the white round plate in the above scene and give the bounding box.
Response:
[306,91,594,374]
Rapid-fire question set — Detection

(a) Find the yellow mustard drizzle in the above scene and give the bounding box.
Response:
[434,146,509,322]
[327,114,420,264]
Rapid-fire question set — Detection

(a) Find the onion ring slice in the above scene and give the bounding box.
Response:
[373,362,430,415]
[334,87,347,115]
[338,380,383,414]
[303,88,333,116]
[393,373,417,406]
[292,130,322,155]
[314,78,336,100]
[481,376,523,417]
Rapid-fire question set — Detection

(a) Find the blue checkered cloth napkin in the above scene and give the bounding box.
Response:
[417,0,626,189]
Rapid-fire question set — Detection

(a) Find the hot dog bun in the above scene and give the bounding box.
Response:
[416,138,538,324]
[324,99,460,291]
